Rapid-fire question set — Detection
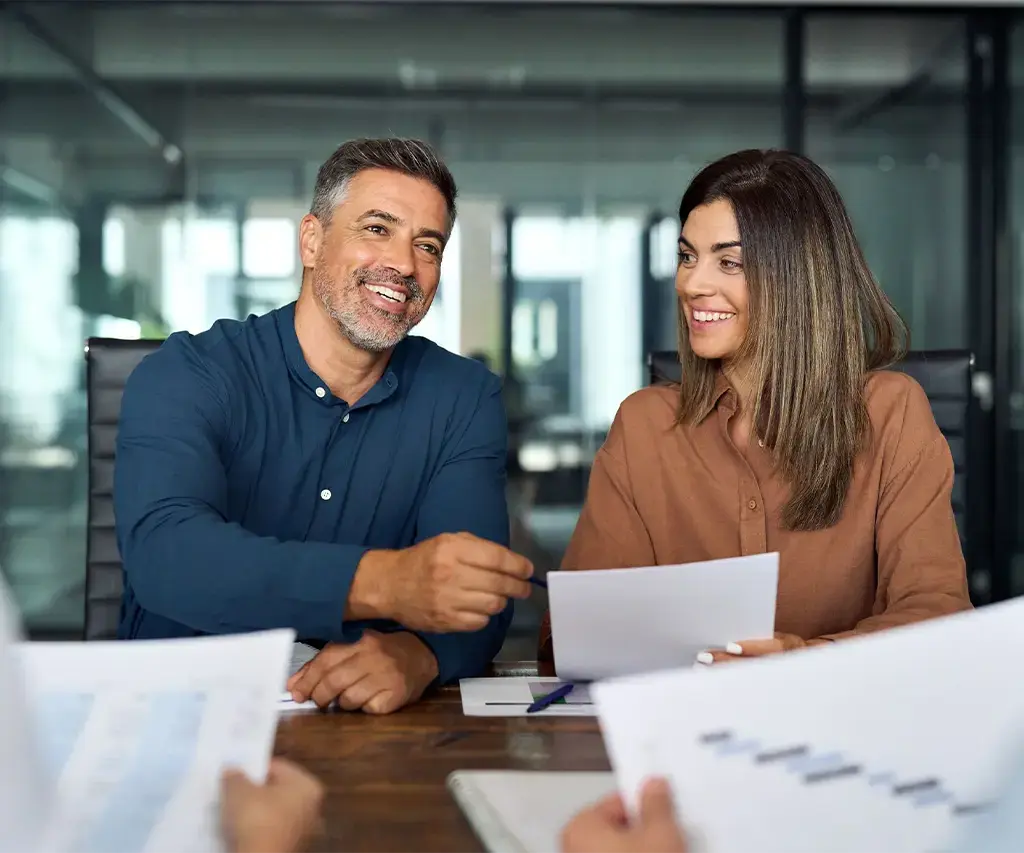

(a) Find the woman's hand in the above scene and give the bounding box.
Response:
[695,632,807,665]
[221,758,324,853]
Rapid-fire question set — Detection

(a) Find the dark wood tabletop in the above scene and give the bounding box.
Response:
[273,662,610,852]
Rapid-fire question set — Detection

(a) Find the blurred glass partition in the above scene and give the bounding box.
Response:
[1009,19,1024,597]
[806,13,968,351]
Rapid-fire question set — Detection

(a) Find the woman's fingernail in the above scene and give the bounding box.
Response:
[695,651,714,665]
[725,643,743,655]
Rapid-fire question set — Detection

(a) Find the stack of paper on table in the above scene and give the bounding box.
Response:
[279,641,320,712]
[0,579,294,853]
[592,597,1024,853]
[460,677,594,716]
[547,553,779,681]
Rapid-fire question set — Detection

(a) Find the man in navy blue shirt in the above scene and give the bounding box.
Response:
[114,138,535,714]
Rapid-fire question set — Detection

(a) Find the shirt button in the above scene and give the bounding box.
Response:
[342,413,350,423]
[320,489,332,501]
[315,387,326,398]
[748,499,758,511]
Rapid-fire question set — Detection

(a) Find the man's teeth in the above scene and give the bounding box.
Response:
[693,310,734,322]
[366,284,407,304]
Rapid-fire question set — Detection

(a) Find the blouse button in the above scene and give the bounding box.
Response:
[748,499,758,511]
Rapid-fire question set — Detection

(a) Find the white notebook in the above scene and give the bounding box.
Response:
[447,770,616,853]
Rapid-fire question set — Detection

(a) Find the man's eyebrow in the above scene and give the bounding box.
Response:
[357,209,402,225]
[416,227,448,246]
[358,210,447,245]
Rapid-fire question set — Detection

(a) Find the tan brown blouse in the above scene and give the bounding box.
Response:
[539,370,972,659]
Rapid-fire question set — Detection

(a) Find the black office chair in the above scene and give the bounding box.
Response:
[647,349,973,537]
[84,337,164,640]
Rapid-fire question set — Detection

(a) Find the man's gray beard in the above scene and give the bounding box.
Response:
[312,268,415,353]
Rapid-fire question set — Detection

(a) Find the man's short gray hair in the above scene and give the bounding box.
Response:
[310,138,458,232]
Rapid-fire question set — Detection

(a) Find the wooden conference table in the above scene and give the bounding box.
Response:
[274,661,609,852]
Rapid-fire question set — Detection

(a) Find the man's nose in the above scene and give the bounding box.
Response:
[381,239,416,278]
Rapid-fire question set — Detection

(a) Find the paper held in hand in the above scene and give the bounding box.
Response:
[591,597,1024,853]
[547,552,779,681]
[0,576,293,853]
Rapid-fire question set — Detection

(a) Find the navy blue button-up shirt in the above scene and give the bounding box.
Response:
[113,301,512,683]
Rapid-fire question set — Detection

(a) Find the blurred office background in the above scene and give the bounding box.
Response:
[0,1,1019,656]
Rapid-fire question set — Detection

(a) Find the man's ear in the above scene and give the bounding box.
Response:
[298,214,323,270]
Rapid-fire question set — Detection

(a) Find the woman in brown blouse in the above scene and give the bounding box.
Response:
[539,149,972,665]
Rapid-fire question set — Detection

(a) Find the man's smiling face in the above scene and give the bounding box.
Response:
[303,167,449,352]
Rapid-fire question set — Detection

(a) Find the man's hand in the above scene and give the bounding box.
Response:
[348,532,535,633]
[221,758,323,853]
[286,630,439,714]
[560,777,687,853]
[695,632,807,665]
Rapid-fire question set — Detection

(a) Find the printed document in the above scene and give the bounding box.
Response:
[592,598,1024,853]
[0,577,293,853]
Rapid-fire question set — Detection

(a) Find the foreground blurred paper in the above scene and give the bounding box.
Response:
[592,598,1024,853]
[0,577,293,853]
[0,578,50,853]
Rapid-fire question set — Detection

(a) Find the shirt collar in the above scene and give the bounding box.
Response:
[274,300,403,409]
[694,369,736,424]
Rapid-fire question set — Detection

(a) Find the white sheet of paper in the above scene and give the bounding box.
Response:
[460,677,595,717]
[0,579,51,853]
[278,641,320,712]
[16,628,294,853]
[592,598,1024,853]
[547,553,779,681]
[447,771,615,851]
[289,641,318,675]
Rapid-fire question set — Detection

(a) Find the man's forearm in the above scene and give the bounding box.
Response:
[122,508,368,639]
[345,549,399,621]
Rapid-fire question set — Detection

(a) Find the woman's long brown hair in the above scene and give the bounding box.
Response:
[676,149,908,531]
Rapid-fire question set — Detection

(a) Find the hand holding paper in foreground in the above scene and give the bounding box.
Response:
[561,778,688,853]
[221,758,324,853]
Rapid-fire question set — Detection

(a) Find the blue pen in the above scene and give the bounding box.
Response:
[529,576,548,590]
[526,682,574,713]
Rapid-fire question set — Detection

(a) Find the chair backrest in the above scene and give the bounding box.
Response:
[646,349,972,536]
[85,337,164,640]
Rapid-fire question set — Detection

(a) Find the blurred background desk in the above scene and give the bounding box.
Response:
[274,662,607,853]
